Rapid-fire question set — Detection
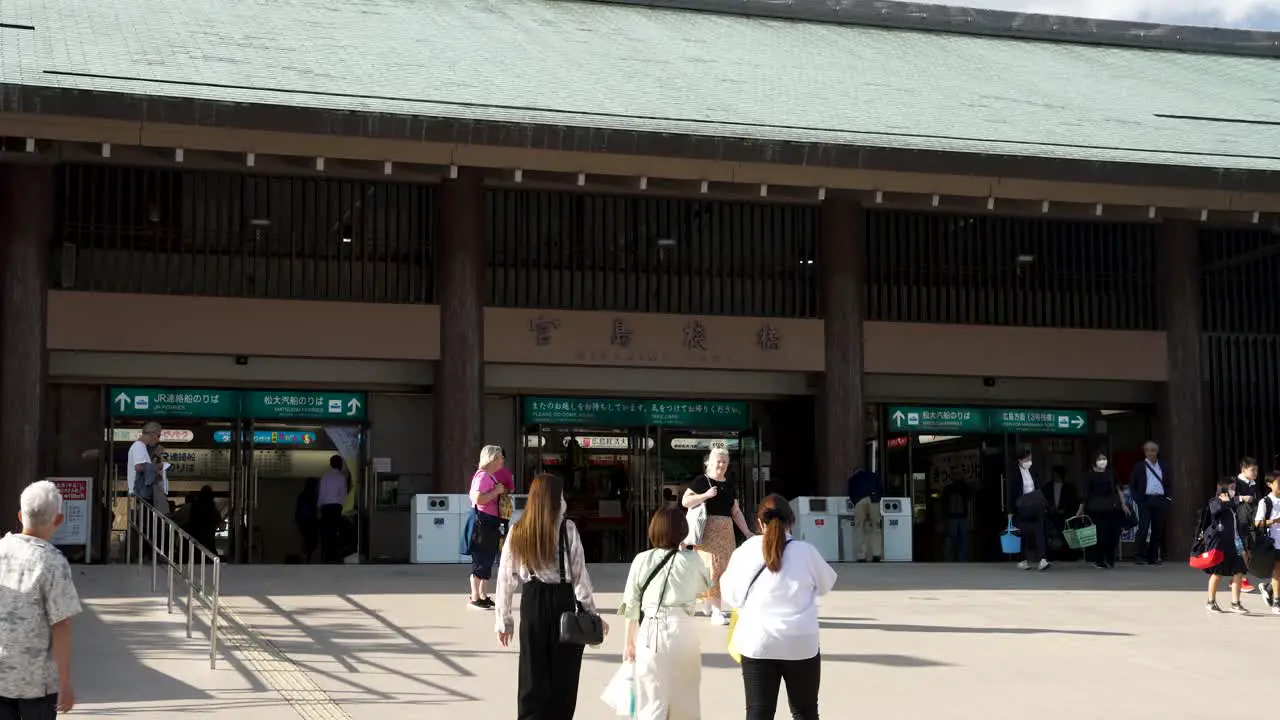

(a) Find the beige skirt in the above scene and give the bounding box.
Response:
[697,515,736,605]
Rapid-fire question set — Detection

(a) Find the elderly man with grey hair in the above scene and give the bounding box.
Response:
[128,421,169,515]
[0,480,83,718]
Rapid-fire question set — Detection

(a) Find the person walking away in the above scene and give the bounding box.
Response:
[317,456,348,564]
[1232,458,1267,599]
[469,445,509,610]
[295,478,320,563]
[1253,471,1280,614]
[1128,441,1172,565]
[620,508,712,720]
[1078,451,1128,569]
[495,473,606,720]
[682,447,755,625]
[0,480,84,718]
[721,494,837,720]
[184,485,221,556]
[1007,447,1050,571]
[846,468,883,562]
[1204,479,1249,613]
[939,474,971,562]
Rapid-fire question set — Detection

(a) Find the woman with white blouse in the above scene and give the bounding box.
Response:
[620,507,712,720]
[495,473,607,720]
[721,494,837,720]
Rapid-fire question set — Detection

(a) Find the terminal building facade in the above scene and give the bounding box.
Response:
[1,0,1278,564]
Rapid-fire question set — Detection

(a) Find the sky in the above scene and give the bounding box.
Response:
[953,0,1280,29]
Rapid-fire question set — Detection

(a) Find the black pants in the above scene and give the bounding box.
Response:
[517,579,584,720]
[0,694,57,720]
[1135,496,1167,563]
[1090,512,1121,566]
[1016,512,1047,564]
[319,504,345,563]
[742,654,821,720]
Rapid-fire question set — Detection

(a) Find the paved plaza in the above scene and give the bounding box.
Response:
[70,561,1254,719]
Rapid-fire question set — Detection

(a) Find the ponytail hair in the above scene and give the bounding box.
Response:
[756,494,795,573]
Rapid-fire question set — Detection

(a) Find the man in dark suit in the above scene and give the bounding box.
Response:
[1128,440,1172,565]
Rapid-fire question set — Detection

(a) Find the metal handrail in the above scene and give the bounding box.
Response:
[125,495,222,669]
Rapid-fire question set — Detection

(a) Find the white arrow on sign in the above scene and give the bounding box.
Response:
[1071,416,1085,428]
[346,398,362,416]
[114,392,131,411]
[891,410,905,425]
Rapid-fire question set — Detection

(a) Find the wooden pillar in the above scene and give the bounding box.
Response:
[819,195,866,496]
[435,169,486,493]
[1159,220,1205,558]
[0,164,53,526]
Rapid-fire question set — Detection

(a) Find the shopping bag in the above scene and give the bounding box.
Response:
[600,663,636,717]
[684,504,707,546]
[727,608,744,664]
[1000,520,1022,555]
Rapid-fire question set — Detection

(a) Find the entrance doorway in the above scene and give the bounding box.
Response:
[104,387,370,564]
[881,405,1138,562]
[521,423,763,562]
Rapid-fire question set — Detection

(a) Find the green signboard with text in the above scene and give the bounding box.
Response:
[524,397,750,430]
[887,406,1089,435]
[110,387,240,419]
[109,387,368,422]
[243,391,367,421]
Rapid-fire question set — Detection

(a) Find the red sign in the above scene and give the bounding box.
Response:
[53,479,87,501]
[815,518,825,526]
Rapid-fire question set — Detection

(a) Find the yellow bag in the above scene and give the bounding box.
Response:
[727,609,744,664]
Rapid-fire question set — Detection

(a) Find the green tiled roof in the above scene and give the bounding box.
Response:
[2,0,1279,172]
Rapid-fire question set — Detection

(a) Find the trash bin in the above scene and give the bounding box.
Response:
[880,496,913,562]
[838,497,862,562]
[791,496,840,562]
[411,494,461,564]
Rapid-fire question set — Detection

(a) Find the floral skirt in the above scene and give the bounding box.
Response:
[697,515,735,605]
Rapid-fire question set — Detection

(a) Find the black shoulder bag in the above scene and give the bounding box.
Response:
[557,520,605,646]
[637,549,679,625]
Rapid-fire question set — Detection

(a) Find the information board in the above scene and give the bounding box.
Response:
[47,477,93,561]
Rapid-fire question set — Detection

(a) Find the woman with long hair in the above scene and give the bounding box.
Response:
[620,507,712,720]
[682,447,755,625]
[495,473,606,720]
[721,494,836,720]
[468,445,509,610]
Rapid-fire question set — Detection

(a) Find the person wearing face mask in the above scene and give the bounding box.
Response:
[1077,451,1129,569]
[1006,447,1050,571]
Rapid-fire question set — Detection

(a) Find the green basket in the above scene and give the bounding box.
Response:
[1063,516,1098,550]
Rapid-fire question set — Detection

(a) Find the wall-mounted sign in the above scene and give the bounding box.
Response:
[212,430,318,446]
[524,397,750,430]
[243,391,366,421]
[110,387,239,419]
[669,437,742,451]
[887,406,1089,436]
[108,428,196,443]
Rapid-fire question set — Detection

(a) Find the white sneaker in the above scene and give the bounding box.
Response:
[710,607,730,626]
[1038,559,1051,571]
[1016,561,1030,570]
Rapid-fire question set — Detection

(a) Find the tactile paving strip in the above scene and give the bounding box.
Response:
[218,604,351,720]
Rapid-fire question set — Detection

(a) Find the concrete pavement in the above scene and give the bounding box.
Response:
[69,561,1256,719]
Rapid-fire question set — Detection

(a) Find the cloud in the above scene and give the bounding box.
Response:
[950,0,1280,28]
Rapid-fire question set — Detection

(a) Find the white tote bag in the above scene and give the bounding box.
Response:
[684,504,707,546]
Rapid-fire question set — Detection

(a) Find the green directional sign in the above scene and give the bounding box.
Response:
[244,391,367,421]
[109,387,240,419]
[887,406,987,433]
[524,397,750,430]
[991,408,1088,435]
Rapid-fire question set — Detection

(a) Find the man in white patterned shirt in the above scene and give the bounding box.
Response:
[0,480,83,719]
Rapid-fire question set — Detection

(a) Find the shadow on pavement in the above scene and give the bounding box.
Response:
[817,618,1131,636]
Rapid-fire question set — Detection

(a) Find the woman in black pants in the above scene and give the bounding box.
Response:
[494,473,606,720]
[721,495,837,720]
[1078,451,1130,569]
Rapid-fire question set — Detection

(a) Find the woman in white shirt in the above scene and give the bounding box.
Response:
[721,494,837,720]
[495,473,607,719]
[1253,470,1280,615]
[620,507,712,720]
